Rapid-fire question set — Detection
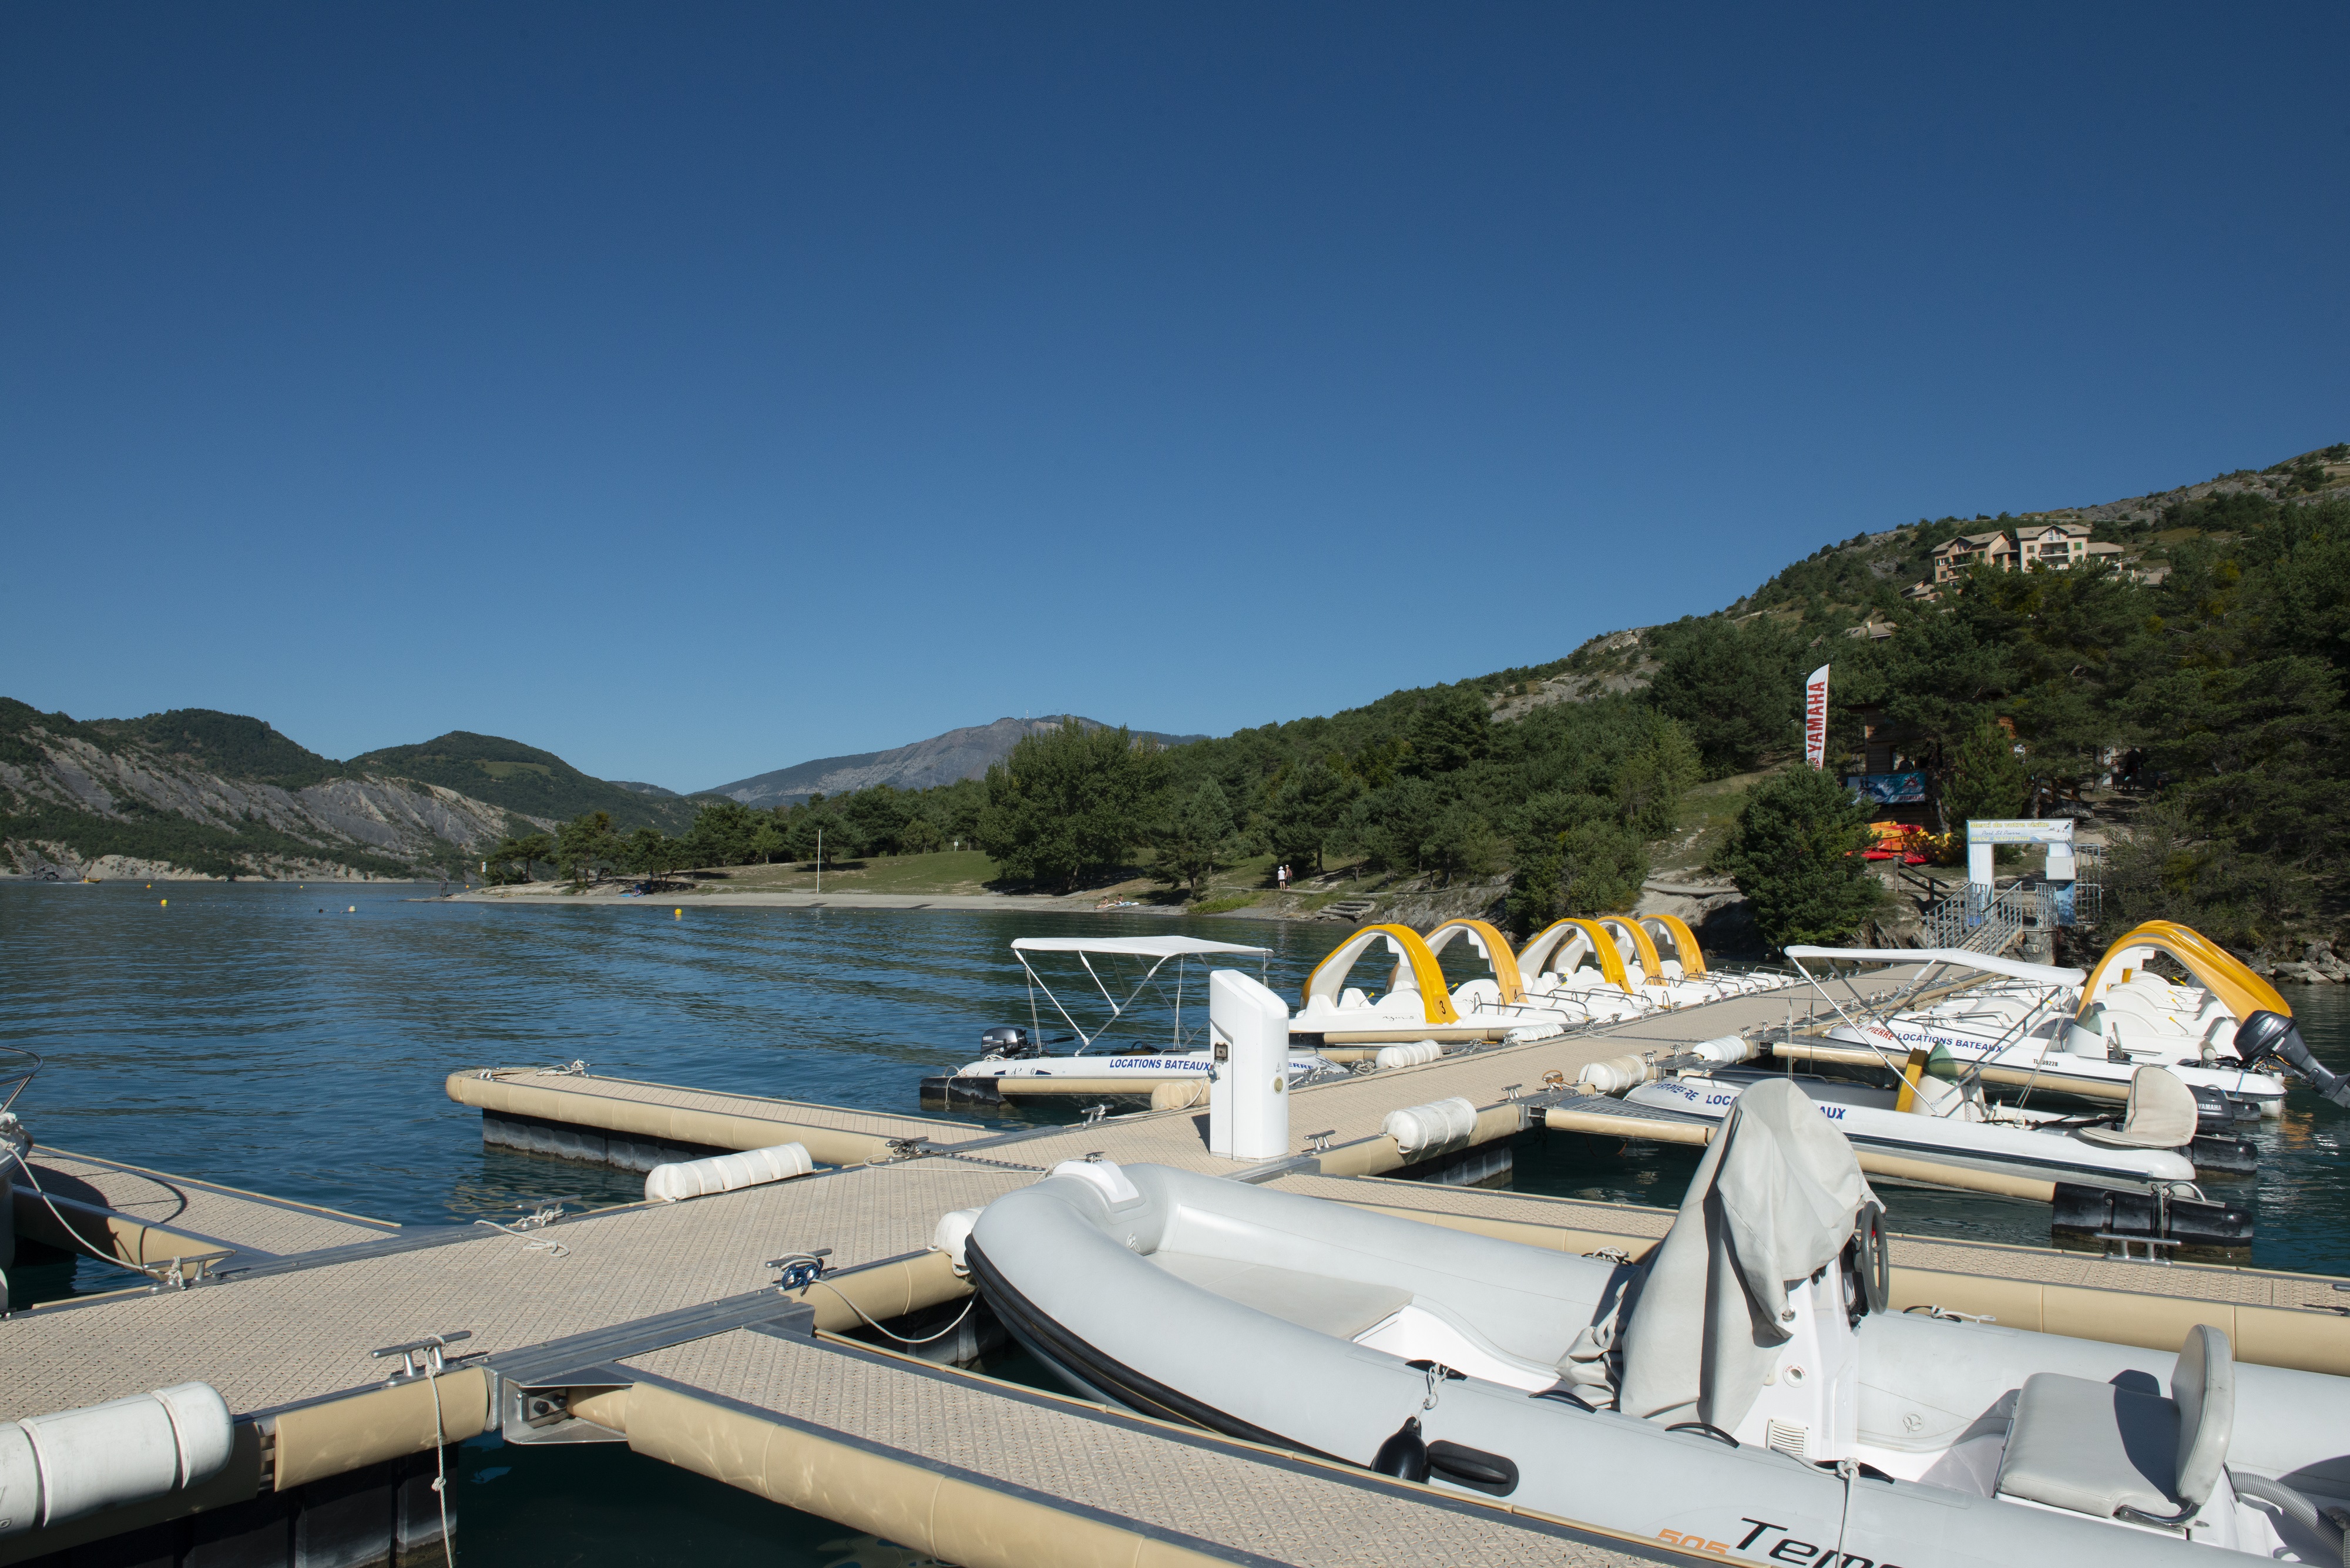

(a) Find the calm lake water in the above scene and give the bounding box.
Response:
[3,881,2344,1566]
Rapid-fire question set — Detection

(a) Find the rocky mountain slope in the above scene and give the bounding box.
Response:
[2,703,604,881]
[711,717,1206,807]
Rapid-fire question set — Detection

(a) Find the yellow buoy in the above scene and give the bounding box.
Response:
[674,908,683,918]
[347,905,356,913]
[160,899,167,906]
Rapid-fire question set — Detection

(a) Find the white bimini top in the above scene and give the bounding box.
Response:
[1008,936,1270,959]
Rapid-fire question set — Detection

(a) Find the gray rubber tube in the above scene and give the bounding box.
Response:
[2230,1470,2346,1562]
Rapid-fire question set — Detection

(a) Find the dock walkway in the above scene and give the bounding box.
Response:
[9,973,2348,1567]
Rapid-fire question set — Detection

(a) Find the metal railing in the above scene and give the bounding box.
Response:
[1916,882,2053,953]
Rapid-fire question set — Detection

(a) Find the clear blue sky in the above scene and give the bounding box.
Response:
[5,5,2344,791]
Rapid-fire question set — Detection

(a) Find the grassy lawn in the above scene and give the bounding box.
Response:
[1652,767,1775,877]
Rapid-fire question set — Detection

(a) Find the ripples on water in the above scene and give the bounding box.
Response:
[4,882,2345,1564]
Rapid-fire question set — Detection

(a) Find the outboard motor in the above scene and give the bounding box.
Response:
[979,1026,1045,1059]
[2235,1010,2350,1108]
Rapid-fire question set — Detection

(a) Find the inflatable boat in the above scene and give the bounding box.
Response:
[1793,941,2291,1115]
[962,1082,2350,1562]
[1619,1061,2245,1185]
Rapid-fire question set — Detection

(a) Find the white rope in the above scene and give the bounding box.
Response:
[424,1342,454,1564]
[2,1142,184,1288]
[471,1207,570,1257]
[1831,1457,1857,1568]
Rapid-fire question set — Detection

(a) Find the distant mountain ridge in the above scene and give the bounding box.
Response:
[0,705,703,880]
[710,717,1207,807]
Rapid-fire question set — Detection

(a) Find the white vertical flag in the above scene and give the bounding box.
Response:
[1804,663,1831,768]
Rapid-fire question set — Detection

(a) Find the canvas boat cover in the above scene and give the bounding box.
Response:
[1620,1078,1876,1432]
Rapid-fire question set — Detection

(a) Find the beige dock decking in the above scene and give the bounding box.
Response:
[12,1146,401,1265]
[609,1327,1671,1568]
[7,971,2345,1567]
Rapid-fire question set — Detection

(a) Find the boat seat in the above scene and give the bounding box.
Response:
[1148,1251,1413,1339]
[2076,1066,2197,1149]
[1995,1325,2234,1523]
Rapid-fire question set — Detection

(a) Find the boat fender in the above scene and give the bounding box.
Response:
[1046,1158,1142,1208]
[0,1382,234,1535]
[1372,1040,1442,1070]
[643,1142,813,1204]
[1426,1440,1519,1498]
[931,1208,983,1275]
[1383,1097,1479,1159]
[1370,1415,1429,1482]
[1576,1054,1655,1094]
[1690,1035,1757,1066]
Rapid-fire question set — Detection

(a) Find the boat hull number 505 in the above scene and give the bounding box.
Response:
[1657,1517,1903,1566]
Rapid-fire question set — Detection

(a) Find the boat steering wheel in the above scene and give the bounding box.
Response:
[1843,1201,1890,1321]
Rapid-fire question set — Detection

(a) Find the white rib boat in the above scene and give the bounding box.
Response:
[1793,938,2290,1115]
[961,1082,2350,1563]
[1620,1062,2211,1187]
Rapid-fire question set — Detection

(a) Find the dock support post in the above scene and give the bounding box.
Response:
[1207,971,1289,1161]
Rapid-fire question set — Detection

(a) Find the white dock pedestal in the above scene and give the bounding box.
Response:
[1207,970,1290,1161]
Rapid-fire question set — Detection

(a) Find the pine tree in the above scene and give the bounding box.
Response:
[1712,767,1883,951]
[1939,718,2027,832]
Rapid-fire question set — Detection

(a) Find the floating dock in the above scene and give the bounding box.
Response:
[8,975,2346,1568]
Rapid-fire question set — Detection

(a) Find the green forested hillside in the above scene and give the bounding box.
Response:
[345,732,706,834]
[89,709,344,788]
[626,444,2349,950]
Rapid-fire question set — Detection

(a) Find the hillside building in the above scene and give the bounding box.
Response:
[2018,521,2093,569]
[1931,530,2015,583]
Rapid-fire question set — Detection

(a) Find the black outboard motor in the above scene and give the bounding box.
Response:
[2235,1009,2350,1108]
[979,1026,1045,1059]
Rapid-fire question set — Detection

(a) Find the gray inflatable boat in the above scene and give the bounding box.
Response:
[964,1079,2350,1563]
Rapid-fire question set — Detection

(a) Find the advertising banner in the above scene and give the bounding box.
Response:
[1803,664,1830,768]
[1966,818,2074,845]
[1844,771,1926,804]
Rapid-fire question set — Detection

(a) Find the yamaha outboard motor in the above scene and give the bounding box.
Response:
[979,1026,1045,1059]
[2235,1010,2350,1108]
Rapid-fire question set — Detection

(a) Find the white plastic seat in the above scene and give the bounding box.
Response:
[1995,1325,2234,1526]
[2077,1066,2198,1150]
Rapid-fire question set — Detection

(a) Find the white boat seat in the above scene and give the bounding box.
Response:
[1995,1325,2234,1523]
[2076,1066,2197,1149]
[1148,1251,1413,1339]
